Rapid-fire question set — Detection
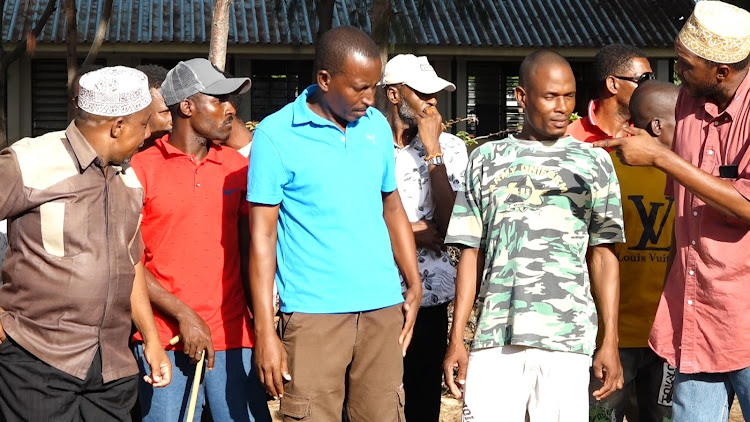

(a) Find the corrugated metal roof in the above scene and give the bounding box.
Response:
[3,0,695,48]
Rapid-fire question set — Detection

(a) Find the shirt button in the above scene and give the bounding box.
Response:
[689,270,694,276]
[196,183,201,187]
[714,120,720,126]
[688,300,694,305]
[691,240,696,245]
[693,211,698,216]
[708,150,714,156]
[341,136,345,142]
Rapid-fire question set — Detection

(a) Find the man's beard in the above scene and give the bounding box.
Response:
[689,80,722,100]
[398,97,418,127]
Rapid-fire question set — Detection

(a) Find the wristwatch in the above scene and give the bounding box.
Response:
[426,155,444,166]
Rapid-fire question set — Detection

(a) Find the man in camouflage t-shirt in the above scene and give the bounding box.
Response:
[443,50,625,422]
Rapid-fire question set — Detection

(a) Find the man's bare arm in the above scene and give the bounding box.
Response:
[427,163,457,235]
[131,262,171,387]
[382,190,422,355]
[417,107,456,234]
[238,213,252,311]
[249,203,290,399]
[588,243,623,401]
[444,247,484,399]
[144,265,215,369]
[599,128,750,223]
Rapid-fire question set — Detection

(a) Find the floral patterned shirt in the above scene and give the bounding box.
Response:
[395,132,469,307]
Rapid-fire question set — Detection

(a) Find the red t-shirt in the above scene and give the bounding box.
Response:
[130,135,253,351]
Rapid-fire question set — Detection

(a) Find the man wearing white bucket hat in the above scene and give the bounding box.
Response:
[595,1,750,419]
[381,54,468,421]
[0,66,171,421]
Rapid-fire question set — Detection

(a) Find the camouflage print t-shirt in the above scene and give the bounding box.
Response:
[445,135,625,356]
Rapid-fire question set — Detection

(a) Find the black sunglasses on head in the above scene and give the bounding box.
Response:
[613,72,656,85]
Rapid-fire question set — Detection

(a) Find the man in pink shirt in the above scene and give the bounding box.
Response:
[599,1,750,420]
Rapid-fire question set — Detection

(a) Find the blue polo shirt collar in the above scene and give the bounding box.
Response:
[292,85,371,130]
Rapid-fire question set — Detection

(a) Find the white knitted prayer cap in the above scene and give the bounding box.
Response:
[678,0,750,64]
[77,66,152,117]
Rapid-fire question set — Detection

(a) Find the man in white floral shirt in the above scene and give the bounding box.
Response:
[382,54,469,421]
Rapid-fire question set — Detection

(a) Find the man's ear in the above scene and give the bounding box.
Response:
[716,64,731,82]
[649,118,663,136]
[605,75,619,95]
[317,70,332,93]
[179,98,193,117]
[515,86,527,109]
[110,117,126,138]
[386,85,401,105]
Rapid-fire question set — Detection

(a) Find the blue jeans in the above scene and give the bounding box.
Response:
[134,344,271,422]
[673,367,750,421]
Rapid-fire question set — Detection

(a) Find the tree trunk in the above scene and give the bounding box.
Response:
[209,0,232,71]
[370,0,391,67]
[66,0,78,120]
[82,0,112,67]
[0,0,56,147]
[316,0,335,41]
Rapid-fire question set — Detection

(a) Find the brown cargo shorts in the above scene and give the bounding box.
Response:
[278,304,406,421]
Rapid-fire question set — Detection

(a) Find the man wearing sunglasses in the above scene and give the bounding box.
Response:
[567,45,674,422]
[567,44,654,144]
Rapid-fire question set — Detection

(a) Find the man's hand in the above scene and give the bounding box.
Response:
[416,106,444,154]
[176,308,215,370]
[399,284,421,356]
[254,331,291,399]
[142,341,172,388]
[443,340,468,399]
[412,219,445,256]
[591,344,624,401]
[592,127,668,167]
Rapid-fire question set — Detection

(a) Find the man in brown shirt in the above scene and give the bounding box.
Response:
[0,66,171,421]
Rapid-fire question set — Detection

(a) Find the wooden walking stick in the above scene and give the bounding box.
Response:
[169,335,205,422]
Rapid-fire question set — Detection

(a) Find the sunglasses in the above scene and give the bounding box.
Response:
[613,72,656,85]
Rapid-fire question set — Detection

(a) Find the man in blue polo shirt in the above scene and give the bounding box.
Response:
[247,26,422,421]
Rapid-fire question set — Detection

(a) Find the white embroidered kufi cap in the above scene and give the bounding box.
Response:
[77,66,152,117]
[678,0,750,64]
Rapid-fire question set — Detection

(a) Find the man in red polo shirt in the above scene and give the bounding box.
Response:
[567,44,653,144]
[129,58,271,422]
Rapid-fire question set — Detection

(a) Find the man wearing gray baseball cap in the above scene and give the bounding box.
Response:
[160,58,251,106]
[130,58,271,422]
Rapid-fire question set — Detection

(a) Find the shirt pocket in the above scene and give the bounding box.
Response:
[39,202,90,257]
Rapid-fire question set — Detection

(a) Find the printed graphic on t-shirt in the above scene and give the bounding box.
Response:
[611,155,675,348]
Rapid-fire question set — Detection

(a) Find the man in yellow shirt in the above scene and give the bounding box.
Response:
[590,80,680,422]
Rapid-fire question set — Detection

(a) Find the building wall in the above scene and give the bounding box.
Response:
[5,53,676,145]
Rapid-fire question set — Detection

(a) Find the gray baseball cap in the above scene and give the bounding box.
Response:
[161,58,251,106]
